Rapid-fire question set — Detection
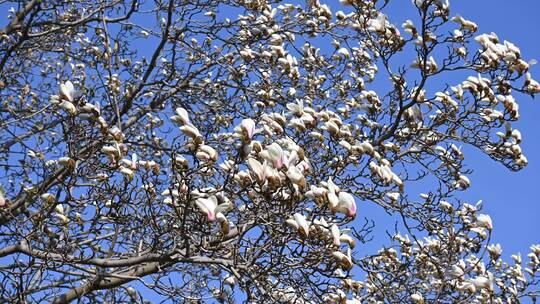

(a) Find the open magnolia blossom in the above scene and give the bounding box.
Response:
[48,81,79,116]
[59,81,76,102]
[476,214,493,230]
[286,213,310,239]
[1,0,539,303]
[332,248,353,270]
[325,178,357,217]
[101,142,124,163]
[265,142,285,169]
[194,194,233,223]
[238,118,256,141]
[171,107,190,126]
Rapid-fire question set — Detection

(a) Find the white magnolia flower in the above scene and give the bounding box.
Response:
[247,158,267,184]
[195,195,232,222]
[171,107,190,126]
[450,264,464,278]
[59,100,77,116]
[334,192,357,218]
[476,214,493,230]
[55,204,69,224]
[101,142,123,161]
[471,276,492,290]
[332,248,353,270]
[196,145,218,162]
[286,213,310,238]
[337,47,350,59]
[331,224,341,246]
[487,243,502,259]
[240,118,256,140]
[266,143,285,169]
[286,165,306,188]
[60,80,76,102]
[451,15,477,32]
[120,154,138,170]
[340,234,356,248]
[180,124,202,141]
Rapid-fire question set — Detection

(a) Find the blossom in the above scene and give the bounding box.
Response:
[180,124,202,141]
[451,15,477,32]
[55,204,69,224]
[119,166,135,180]
[334,192,357,218]
[60,81,76,102]
[196,145,218,162]
[471,276,492,290]
[286,165,306,189]
[331,224,341,246]
[476,214,493,230]
[286,213,310,239]
[102,142,123,162]
[171,107,190,126]
[120,154,138,170]
[59,100,77,116]
[266,143,285,169]
[247,158,267,184]
[332,248,353,270]
[195,195,232,222]
[487,243,502,259]
[240,118,256,140]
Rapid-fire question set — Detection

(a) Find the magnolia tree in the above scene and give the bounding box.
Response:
[1,0,539,303]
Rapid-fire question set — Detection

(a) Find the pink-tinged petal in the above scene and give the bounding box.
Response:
[337,192,357,218]
[247,158,266,183]
[331,224,341,246]
[476,214,492,230]
[131,154,138,170]
[267,143,284,169]
[241,119,256,139]
[195,196,218,221]
[348,200,357,217]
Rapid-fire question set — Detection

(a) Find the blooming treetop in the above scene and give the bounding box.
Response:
[0,0,539,303]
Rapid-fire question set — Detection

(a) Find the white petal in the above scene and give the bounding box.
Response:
[293,213,309,238]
